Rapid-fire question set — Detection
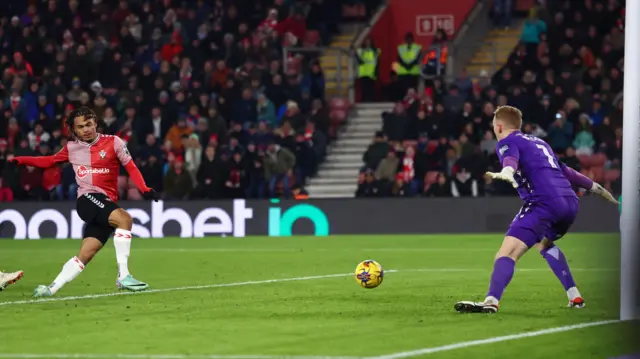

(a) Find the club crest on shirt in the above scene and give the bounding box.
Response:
[499,145,509,156]
[99,150,106,159]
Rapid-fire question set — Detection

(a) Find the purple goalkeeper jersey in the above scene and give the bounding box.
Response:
[496,131,577,202]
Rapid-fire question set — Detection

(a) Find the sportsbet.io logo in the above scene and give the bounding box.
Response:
[268,199,330,236]
[0,200,331,239]
[76,166,110,179]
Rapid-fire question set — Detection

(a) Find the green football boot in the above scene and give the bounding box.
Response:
[116,275,149,292]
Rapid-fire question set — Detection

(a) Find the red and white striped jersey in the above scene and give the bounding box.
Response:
[52,134,132,202]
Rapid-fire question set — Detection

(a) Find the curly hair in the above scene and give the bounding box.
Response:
[66,107,97,137]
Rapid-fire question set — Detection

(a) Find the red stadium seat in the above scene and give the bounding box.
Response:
[127,177,138,189]
[117,176,128,198]
[356,3,366,17]
[127,188,143,200]
[591,166,605,183]
[402,140,417,149]
[427,140,439,153]
[604,169,621,182]
[330,109,347,126]
[589,153,607,167]
[578,155,591,168]
[303,30,320,47]
[329,97,349,112]
[425,171,439,185]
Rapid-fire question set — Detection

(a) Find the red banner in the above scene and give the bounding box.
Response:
[368,0,478,84]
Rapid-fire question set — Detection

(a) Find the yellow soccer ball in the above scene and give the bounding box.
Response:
[355,260,384,289]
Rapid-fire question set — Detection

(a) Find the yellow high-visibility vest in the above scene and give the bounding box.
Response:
[357,48,380,79]
[396,43,422,75]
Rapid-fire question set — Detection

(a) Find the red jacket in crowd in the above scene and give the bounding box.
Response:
[161,32,184,62]
[277,16,306,41]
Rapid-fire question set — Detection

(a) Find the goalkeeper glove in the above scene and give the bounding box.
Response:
[590,183,619,204]
[486,167,518,188]
[142,188,160,202]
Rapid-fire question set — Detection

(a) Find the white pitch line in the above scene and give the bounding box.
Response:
[0,355,358,359]
[0,268,616,307]
[368,320,622,359]
[0,320,627,359]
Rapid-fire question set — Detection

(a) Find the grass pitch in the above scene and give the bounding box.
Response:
[0,234,636,359]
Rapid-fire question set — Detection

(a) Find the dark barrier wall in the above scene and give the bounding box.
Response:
[0,197,619,239]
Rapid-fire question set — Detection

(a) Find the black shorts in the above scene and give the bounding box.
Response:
[76,193,120,244]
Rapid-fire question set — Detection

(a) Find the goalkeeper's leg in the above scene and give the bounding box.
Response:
[535,238,584,308]
[455,235,529,313]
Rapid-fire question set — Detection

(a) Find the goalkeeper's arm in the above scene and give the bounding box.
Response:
[560,162,618,204]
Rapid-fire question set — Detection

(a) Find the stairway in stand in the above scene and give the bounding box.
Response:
[307,103,393,198]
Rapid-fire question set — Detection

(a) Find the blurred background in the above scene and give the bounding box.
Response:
[0,0,625,202]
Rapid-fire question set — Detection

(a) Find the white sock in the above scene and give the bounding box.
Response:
[567,286,581,301]
[114,228,132,280]
[484,296,499,305]
[49,257,85,294]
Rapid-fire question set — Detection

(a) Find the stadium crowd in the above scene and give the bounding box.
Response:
[0,0,350,202]
[357,0,625,199]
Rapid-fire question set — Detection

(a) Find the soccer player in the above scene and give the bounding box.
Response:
[0,270,24,291]
[455,106,618,313]
[11,107,159,297]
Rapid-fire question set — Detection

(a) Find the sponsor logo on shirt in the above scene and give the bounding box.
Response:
[499,145,509,156]
[77,166,110,179]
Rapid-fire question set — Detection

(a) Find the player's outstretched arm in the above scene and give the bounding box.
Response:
[486,155,518,189]
[114,136,159,201]
[560,162,618,204]
[12,146,69,168]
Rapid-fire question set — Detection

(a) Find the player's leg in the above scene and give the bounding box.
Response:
[533,239,584,308]
[455,203,544,313]
[455,235,530,313]
[0,270,24,291]
[34,227,108,297]
[108,208,148,291]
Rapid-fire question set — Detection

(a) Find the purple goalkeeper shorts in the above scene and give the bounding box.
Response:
[506,196,579,248]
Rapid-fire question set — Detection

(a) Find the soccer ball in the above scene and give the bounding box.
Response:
[355,260,384,289]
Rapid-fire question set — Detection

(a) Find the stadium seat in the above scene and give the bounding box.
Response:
[303,30,320,47]
[330,109,347,126]
[425,171,439,185]
[427,140,439,153]
[604,169,621,183]
[591,166,605,183]
[342,5,358,18]
[402,140,417,149]
[589,153,607,167]
[117,176,128,198]
[329,97,350,112]
[127,188,143,200]
[578,155,591,168]
[127,177,138,189]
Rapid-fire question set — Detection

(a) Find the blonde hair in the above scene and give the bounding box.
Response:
[494,105,523,129]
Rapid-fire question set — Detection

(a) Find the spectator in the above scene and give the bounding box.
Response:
[165,118,193,152]
[375,150,399,185]
[390,173,412,197]
[264,142,296,198]
[451,168,478,198]
[356,169,380,197]
[195,146,225,199]
[520,8,546,55]
[425,173,452,198]
[163,157,193,200]
[395,32,422,94]
[355,37,380,102]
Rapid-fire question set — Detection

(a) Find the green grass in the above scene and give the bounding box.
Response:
[0,234,636,359]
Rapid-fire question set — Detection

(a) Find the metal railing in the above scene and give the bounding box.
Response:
[282,46,356,102]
